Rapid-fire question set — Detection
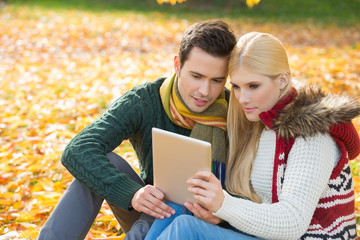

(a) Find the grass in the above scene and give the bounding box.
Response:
[4,0,360,26]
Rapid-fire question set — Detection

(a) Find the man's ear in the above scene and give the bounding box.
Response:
[279,73,289,89]
[174,56,180,75]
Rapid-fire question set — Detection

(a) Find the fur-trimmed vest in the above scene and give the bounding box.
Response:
[259,86,360,239]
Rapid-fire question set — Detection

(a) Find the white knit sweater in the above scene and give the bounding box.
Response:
[213,129,341,240]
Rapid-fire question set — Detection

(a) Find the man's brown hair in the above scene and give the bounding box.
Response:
[178,19,237,68]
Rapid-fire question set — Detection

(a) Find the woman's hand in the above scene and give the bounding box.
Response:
[186,171,225,213]
[184,201,223,224]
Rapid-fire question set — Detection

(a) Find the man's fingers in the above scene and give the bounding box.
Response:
[147,185,165,200]
[131,185,175,219]
[138,199,169,219]
[145,196,174,217]
[145,189,175,215]
[135,199,170,219]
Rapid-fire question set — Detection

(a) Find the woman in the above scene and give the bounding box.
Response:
[145,32,360,239]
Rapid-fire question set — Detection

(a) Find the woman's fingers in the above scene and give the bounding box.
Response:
[184,202,223,224]
[186,171,225,212]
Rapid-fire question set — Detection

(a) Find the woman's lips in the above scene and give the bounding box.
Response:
[243,107,256,113]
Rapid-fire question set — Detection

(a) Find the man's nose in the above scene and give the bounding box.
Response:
[198,81,210,96]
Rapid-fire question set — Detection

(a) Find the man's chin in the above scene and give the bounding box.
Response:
[190,104,208,113]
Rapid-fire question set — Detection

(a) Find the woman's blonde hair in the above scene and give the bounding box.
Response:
[226,32,293,202]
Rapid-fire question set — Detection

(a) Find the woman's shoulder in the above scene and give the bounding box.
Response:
[294,132,341,159]
[293,132,336,147]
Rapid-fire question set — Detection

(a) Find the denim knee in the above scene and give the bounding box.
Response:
[172,214,196,227]
[156,215,198,239]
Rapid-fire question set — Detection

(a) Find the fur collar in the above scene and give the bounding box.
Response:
[272,86,360,139]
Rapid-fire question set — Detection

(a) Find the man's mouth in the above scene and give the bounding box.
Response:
[193,97,208,106]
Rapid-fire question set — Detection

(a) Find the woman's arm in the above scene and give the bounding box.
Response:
[213,134,339,240]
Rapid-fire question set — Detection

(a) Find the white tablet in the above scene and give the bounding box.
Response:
[152,127,211,205]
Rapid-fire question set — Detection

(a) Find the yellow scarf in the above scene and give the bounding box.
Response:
[160,73,227,165]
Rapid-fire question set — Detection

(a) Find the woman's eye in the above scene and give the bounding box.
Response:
[249,84,259,89]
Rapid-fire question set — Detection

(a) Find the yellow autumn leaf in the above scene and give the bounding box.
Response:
[1,192,14,199]
[31,182,45,192]
[96,215,116,222]
[12,201,25,210]
[20,229,39,240]
[108,219,120,229]
[246,0,261,8]
[356,42,360,50]
[157,0,186,4]
[0,199,13,205]
[16,212,35,222]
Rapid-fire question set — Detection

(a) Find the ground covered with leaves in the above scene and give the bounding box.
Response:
[0,3,359,239]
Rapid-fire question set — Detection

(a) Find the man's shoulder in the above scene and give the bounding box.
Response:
[121,77,166,101]
[110,77,166,110]
[132,77,166,91]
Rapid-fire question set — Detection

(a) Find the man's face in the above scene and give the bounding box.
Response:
[175,47,229,113]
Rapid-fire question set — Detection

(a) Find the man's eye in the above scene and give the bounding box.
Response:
[192,75,201,79]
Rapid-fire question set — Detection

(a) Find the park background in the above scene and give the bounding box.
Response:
[0,0,359,239]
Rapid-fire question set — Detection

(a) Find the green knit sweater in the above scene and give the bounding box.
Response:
[61,78,191,210]
[61,78,229,211]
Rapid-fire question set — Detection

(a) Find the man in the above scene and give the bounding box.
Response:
[38,19,236,240]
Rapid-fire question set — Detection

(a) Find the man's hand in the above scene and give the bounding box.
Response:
[184,201,223,225]
[131,185,175,219]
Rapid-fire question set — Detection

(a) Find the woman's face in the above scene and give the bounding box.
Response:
[230,66,286,122]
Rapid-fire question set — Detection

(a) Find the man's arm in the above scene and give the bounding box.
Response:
[61,90,147,210]
[62,85,175,218]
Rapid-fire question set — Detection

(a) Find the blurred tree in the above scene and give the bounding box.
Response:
[157,0,261,8]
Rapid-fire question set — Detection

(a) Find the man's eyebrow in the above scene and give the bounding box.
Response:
[189,71,226,80]
[189,71,204,76]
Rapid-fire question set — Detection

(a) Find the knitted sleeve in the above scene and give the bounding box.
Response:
[61,86,153,210]
[213,134,339,240]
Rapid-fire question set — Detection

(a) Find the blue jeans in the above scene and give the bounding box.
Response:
[145,202,260,240]
[145,202,192,240]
